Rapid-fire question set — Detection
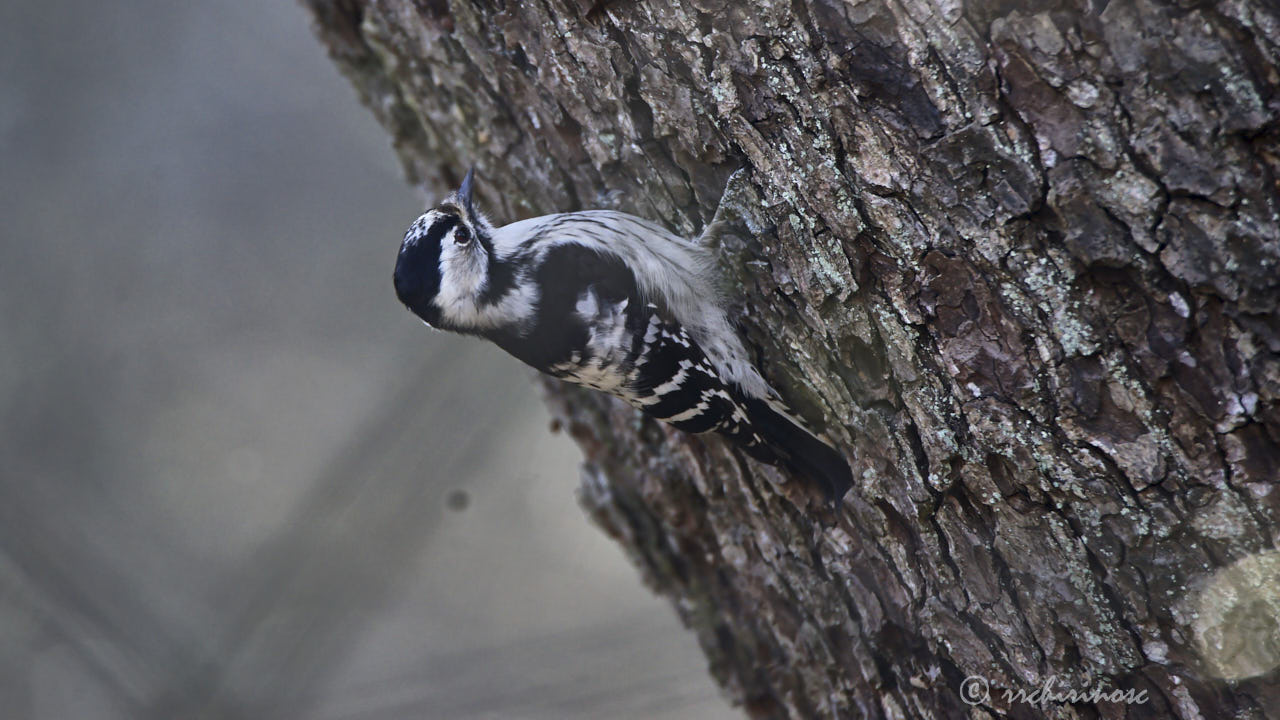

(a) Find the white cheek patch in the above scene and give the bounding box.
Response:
[434,231,539,330]
[438,232,488,298]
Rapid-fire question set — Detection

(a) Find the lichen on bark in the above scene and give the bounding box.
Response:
[304,0,1280,716]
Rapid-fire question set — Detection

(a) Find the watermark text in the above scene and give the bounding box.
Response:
[960,675,1149,708]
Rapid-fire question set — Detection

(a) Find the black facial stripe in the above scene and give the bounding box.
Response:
[420,213,460,247]
[436,202,496,256]
[479,252,516,305]
[394,212,462,327]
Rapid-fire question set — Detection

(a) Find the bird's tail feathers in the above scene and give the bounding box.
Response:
[739,397,852,502]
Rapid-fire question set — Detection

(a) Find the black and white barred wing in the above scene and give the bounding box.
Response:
[624,306,769,446]
[535,243,852,500]
[561,293,848,495]
[627,305,852,500]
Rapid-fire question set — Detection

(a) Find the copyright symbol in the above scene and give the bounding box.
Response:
[960,675,989,705]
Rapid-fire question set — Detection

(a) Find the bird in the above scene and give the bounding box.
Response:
[393,168,852,502]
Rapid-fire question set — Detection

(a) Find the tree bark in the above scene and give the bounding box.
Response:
[303,0,1280,717]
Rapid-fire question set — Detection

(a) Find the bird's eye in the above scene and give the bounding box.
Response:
[454,226,472,245]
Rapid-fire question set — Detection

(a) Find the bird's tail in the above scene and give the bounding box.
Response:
[737,396,852,502]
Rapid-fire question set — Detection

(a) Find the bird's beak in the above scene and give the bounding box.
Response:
[458,166,476,217]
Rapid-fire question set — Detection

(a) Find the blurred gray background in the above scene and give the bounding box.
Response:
[0,2,732,717]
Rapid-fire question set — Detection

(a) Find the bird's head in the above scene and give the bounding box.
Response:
[394,168,497,330]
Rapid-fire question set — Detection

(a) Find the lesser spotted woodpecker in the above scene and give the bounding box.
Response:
[393,169,852,501]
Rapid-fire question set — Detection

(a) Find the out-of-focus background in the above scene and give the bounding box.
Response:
[0,2,732,717]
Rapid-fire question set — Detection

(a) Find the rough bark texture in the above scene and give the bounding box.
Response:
[304,0,1280,717]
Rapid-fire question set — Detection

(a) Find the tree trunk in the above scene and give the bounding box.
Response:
[303,0,1280,716]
